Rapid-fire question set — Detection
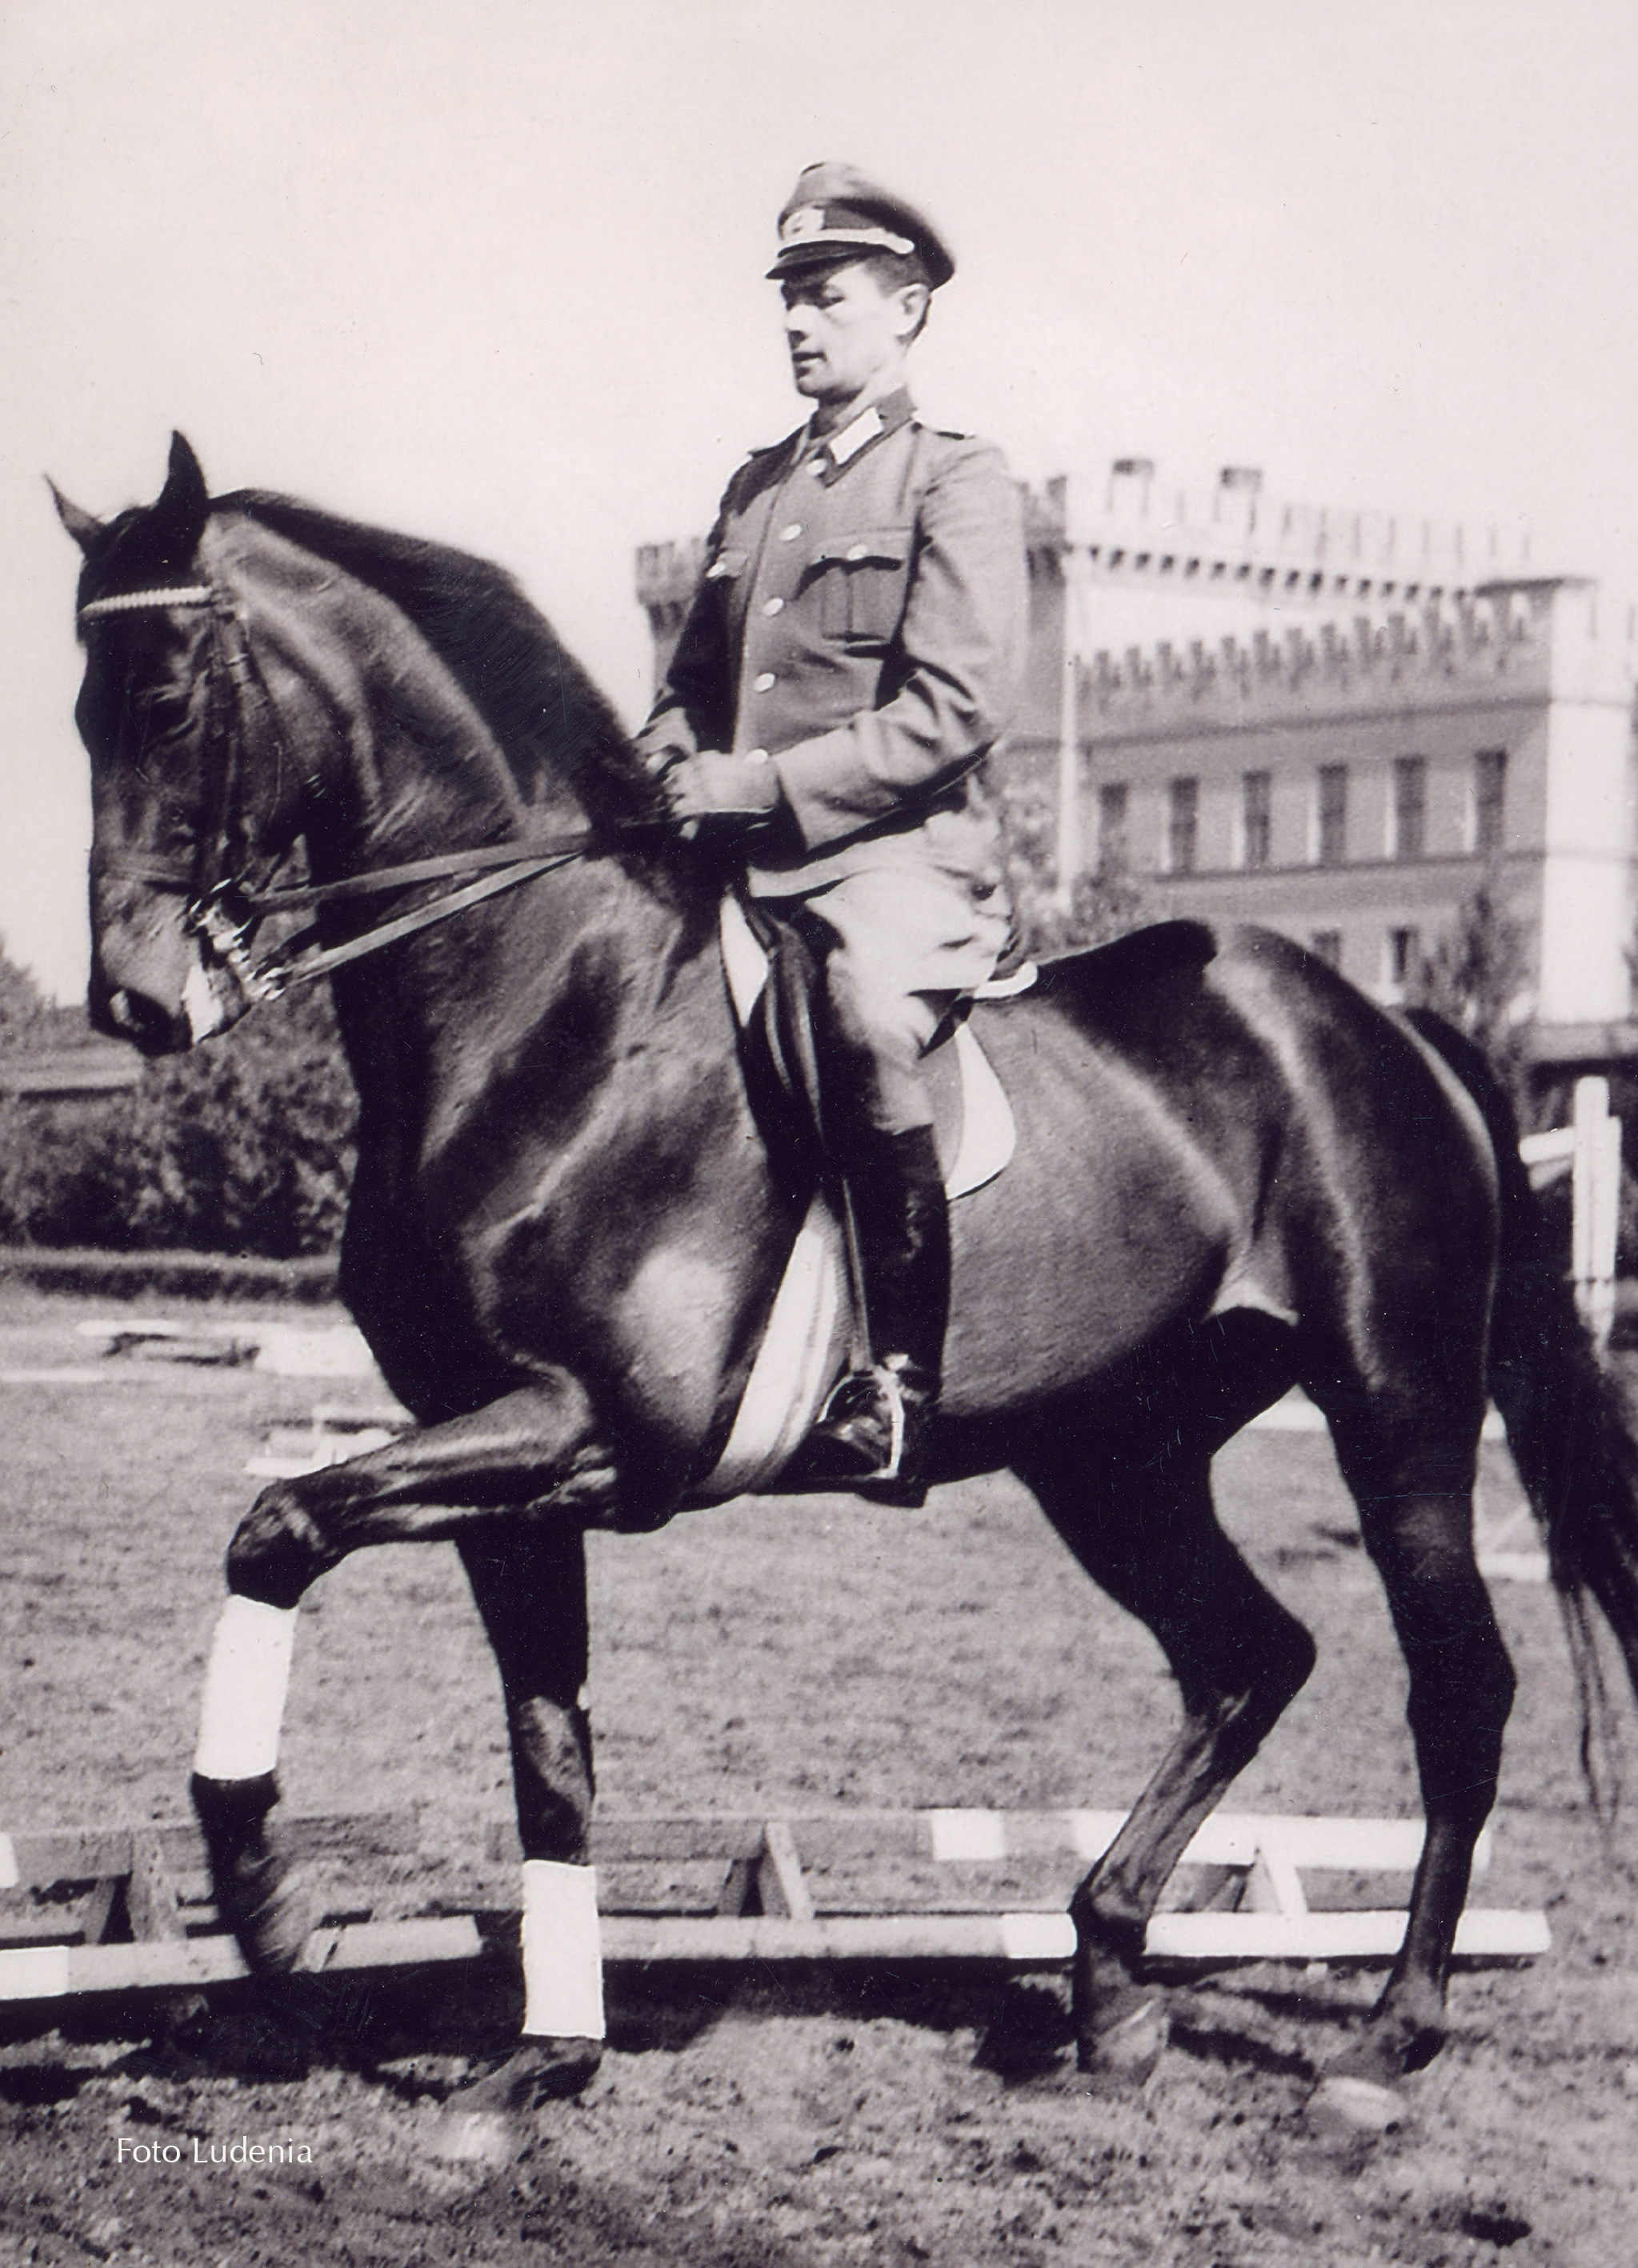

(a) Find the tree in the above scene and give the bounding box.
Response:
[0,942,48,1054]
[996,763,1148,957]
[1407,875,1535,1116]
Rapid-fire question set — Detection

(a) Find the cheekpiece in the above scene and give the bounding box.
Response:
[767,162,955,288]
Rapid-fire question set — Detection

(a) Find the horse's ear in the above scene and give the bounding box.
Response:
[48,478,103,554]
[142,432,210,574]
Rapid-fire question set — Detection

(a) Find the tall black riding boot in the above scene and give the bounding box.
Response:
[803,1123,950,1502]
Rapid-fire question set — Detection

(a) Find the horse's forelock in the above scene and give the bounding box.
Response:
[215,491,665,834]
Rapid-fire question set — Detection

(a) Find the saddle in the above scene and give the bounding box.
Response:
[689,897,1026,1503]
[720,893,1024,1207]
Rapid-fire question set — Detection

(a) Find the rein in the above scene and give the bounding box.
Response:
[79,580,618,1002]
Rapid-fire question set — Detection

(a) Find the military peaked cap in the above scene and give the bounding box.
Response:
[767,162,955,289]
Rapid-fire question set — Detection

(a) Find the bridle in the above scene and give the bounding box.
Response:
[78,581,617,1006]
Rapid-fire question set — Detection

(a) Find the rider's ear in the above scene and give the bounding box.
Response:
[142,432,211,578]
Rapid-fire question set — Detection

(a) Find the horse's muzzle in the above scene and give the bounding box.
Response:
[90,951,238,1053]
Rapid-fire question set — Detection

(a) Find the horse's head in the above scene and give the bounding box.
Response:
[60,435,685,1054]
[55,433,308,1053]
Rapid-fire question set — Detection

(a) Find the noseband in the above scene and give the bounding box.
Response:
[79,582,608,1002]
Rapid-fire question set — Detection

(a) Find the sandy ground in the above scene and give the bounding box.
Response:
[1,1286,1636,2266]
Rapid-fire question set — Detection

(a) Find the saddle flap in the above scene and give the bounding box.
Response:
[718,894,1014,1200]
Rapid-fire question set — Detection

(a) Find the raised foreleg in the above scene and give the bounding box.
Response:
[225,1372,623,1610]
[191,1373,627,1979]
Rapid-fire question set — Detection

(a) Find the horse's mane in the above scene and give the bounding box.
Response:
[218,491,666,836]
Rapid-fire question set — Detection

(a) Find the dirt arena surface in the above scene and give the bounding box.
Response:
[2,1284,1636,2266]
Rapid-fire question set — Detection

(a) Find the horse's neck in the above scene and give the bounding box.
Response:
[329,858,728,1202]
[222,516,728,1157]
[314,619,531,882]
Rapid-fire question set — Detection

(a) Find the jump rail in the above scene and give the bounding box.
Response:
[0,1808,1548,2006]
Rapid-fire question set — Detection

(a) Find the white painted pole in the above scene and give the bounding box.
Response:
[1572,1076,1621,1350]
[1053,544,1087,913]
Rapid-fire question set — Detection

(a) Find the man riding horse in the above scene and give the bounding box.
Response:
[639,162,1030,1497]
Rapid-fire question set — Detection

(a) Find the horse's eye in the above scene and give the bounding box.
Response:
[134,683,194,741]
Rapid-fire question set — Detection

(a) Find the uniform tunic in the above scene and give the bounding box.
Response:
[636,386,1029,1130]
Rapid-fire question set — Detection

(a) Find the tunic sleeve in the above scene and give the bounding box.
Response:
[632,493,737,770]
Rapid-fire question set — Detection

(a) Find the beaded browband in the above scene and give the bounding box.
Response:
[78,586,215,622]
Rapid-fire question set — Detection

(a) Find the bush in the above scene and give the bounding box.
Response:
[0,971,357,1258]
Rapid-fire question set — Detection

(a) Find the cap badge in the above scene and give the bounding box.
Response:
[781,204,827,243]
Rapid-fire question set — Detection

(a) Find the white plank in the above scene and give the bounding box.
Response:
[0,1918,483,2002]
[1146,1906,1549,1962]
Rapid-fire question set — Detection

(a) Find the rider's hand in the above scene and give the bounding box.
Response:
[659,750,780,835]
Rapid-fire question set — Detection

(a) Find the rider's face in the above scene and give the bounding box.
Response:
[780,260,923,413]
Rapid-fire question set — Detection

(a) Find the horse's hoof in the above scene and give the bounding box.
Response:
[1076,1989,1169,2090]
[1307,2073,1409,2140]
[213,1842,315,1975]
[427,2037,602,2164]
[191,1773,314,1974]
[451,2037,602,2114]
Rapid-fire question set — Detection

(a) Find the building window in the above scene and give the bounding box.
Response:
[1167,777,1199,874]
[1316,764,1348,866]
[1392,756,1427,860]
[1240,770,1272,870]
[1473,748,1508,854]
[1387,926,1421,989]
[1097,780,1128,866]
[1310,930,1343,970]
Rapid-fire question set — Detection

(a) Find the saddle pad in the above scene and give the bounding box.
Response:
[690,1195,849,1503]
[691,899,1018,1503]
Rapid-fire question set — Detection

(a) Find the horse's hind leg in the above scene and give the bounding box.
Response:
[1018,1418,1316,2081]
[1319,1392,1516,2096]
[448,1522,604,2111]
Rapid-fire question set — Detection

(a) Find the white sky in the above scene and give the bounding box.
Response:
[2,0,1635,997]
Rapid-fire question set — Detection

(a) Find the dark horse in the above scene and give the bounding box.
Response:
[56,435,1638,2136]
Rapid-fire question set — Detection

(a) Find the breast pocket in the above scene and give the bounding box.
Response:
[811,527,913,645]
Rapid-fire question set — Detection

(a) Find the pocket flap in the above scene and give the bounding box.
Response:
[810,526,911,568]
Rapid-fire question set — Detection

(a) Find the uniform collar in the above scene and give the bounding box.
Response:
[797,389,916,486]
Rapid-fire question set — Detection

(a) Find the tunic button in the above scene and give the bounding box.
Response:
[762,596,784,616]
[845,543,869,562]
[752,671,777,692]
[779,522,803,541]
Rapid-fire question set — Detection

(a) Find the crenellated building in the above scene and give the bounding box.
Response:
[637,463,1638,1070]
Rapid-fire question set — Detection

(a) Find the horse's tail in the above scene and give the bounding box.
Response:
[1405,1009,1638,1799]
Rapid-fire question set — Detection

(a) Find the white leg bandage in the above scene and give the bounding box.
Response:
[193,1595,298,1782]
[520,1861,605,2040]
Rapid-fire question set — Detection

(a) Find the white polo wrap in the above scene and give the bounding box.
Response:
[520,1861,605,2040]
[193,1594,298,1782]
